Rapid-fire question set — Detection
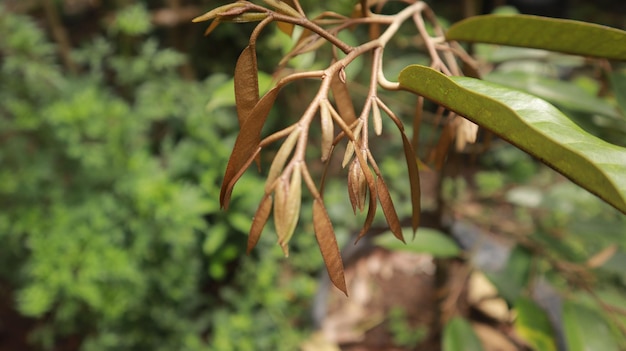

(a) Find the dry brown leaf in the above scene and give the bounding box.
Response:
[247,194,273,254]
[313,199,348,295]
[376,176,405,243]
[220,87,281,208]
[234,45,259,126]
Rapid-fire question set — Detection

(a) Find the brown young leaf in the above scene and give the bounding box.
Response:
[341,121,362,168]
[401,132,421,235]
[276,21,295,36]
[313,199,347,295]
[273,178,289,249]
[247,194,273,254]
[263,0,303,18]
[320,101,334,161]
[192,2,247,23]
[379,99,421,235]
[204,18,221,36]
[220,87,281,208]
[331,70,357,124]
[371,98,383,136]
[275,164,302,256]
[430,121,455,170]
[265,129,300,193]
[228,12,269,23]
[376,176,405,243]
[235,45,260,126]
[348,158,367,213]
[354,149,377,242]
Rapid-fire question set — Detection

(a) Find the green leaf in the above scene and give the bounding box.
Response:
[485,71,621,119]
[514,297,557,351]
[399,65,626,215]
[374,227,460,258]
[442,317,485,351]
[563,301,620,351]
[446,14,626,61]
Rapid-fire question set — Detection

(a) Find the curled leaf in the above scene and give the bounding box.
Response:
[247,194,273,254]
[313,199,347,295]
[320,101,334,161]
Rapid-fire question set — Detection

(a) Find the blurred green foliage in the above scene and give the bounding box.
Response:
[0,3,319,350]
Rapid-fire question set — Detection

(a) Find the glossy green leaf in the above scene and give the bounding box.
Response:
[375,227,460,258]
[399,65,626,215]
[485,71,620,119]
[446,15,626,61]
[442,317,485,351]
[514,297,557,351]
[563,301,620,351]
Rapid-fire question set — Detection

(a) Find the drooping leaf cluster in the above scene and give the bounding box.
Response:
[199,1,626,349]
